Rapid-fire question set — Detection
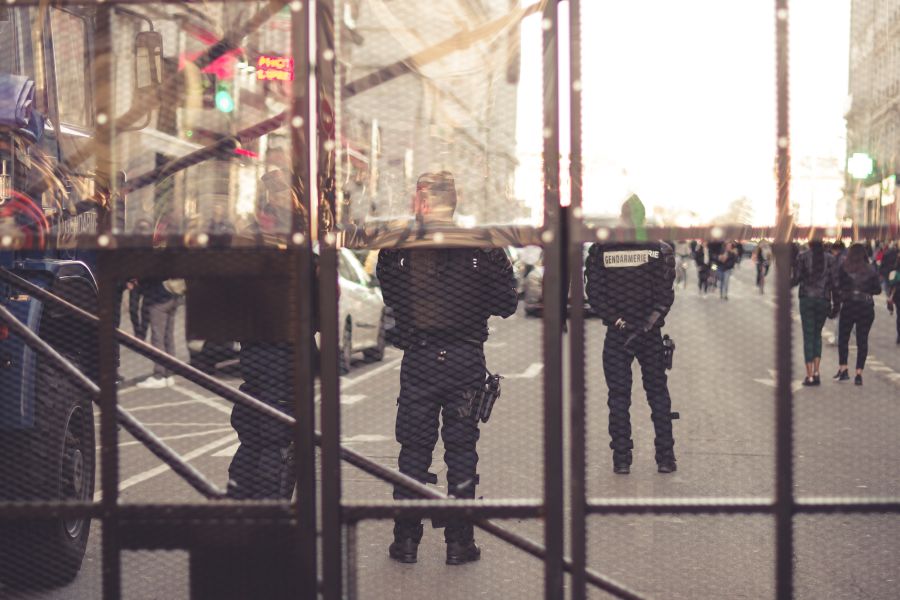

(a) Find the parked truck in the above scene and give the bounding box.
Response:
[0,4,161,588]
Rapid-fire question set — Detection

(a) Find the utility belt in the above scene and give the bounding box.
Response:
[403,329,484,348]
[845,291,873,303]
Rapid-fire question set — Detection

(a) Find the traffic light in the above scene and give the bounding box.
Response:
[214,81,234,113]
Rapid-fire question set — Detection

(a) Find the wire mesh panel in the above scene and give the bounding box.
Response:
[583,515,775,600]
[794,515,900,600]
[2,0,898,598]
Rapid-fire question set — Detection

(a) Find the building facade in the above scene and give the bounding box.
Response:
[846,0,900,232]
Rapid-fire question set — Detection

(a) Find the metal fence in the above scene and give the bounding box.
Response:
[0,1,898,599]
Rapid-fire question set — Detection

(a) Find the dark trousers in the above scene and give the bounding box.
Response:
[394,341,484,541]
[799,297,828,362]
[602,327,675,463]
[129,289,149,340]
[228,342,297,500]
[838,301,875,370]
[148,297,178,377]
[697,266,709,293]
[895,301,900,339]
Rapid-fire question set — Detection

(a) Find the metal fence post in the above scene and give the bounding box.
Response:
[542,1,565,598]
[567,0,587,598]
[774,2,795,599]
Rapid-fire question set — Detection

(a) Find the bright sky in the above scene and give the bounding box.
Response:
[515,0,850,227]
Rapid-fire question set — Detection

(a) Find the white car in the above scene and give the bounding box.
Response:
[334,247,388,373]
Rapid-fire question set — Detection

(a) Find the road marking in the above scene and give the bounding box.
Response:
[169,384,234,416]
[116,428,235,448]
[342,434,390,443]
[505,363,543,379]
[342,357,403,389]
[753,369,805,393]
[212,443,240,458]
[869,365,893,372]
[95,433,237,500]
[340,394,367,405]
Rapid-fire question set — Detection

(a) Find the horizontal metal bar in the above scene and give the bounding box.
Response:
[3,1,267,8]
[586,497,900,516]
[0,502,101,519]
[116,502,299,520]
[85,248,303,280]
[795,498,900,513]
[341,500,544,521]
[587,498,774,515]
[574,223,894,244]
[0,300,225,500]
[67,220,895,254]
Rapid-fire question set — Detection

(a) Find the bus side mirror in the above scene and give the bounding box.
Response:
[134,31,163,96]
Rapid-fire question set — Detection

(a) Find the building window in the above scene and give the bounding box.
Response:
[50,9,89,128]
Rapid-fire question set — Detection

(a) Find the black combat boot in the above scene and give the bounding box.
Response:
[445,523,481,565]
[613,450,632,475]
[389,521,423,564]
[656,451,677,474]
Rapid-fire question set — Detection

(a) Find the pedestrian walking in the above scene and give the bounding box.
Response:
[585,194,678,475]
[885,248,900,344]
[695,242,710,295]
[833,243,882,385]
[377,171,518,565]
[752,241,771,294]
[792,240,838,386]
[716,242,737,300]
[135,279,180,389]
[878,241,898,295]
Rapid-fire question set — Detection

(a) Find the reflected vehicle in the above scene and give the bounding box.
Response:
[521,246,594,317]
[188,248,388,375]
[334,247,388,373]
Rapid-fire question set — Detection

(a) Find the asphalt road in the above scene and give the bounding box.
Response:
[2,261,899,599]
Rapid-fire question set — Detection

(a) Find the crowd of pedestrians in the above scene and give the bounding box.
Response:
[683,236,899,386]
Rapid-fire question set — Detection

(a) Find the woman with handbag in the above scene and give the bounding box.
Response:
[792,240,837,386]
[833,243,883,385]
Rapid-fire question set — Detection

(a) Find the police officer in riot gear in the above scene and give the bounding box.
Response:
[585,194,678,474]
[377,171,518,564]
[226,153,316,500]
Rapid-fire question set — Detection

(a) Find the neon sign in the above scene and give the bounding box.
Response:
[257,55,294,81]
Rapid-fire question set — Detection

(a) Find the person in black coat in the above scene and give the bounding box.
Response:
[791,240,838,385]
[832,243,882,385]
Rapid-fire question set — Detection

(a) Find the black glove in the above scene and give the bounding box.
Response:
[641,310,663,332]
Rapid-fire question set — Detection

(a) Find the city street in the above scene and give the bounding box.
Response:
[2,261,898,599]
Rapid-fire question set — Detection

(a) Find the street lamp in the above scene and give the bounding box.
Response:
[847,152,874,239]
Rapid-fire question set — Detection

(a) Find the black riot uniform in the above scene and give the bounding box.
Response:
[585,241,678,473]
[226,183,317,500]
[377,245,517,562]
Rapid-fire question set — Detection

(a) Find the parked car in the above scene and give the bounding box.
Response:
[334,247,388,373]
[521,246,595,317]
[188,247,389,374]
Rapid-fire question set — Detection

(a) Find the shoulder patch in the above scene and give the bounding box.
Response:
[603,249,659,268]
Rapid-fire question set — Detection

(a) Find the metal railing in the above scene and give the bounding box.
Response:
[0,1,899,599]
